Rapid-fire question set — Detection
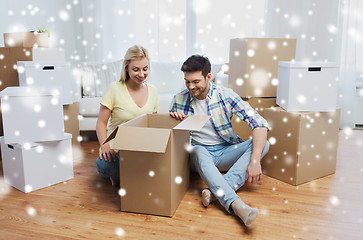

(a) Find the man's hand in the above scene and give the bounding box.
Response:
[169,111,186,120]
[100,143,117,162]
[246,159,262,184]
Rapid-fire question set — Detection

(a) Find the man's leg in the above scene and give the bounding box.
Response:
[221,140,270,191]
[202,140,255,205]
[190,144,261,226]
[190,145,240,212]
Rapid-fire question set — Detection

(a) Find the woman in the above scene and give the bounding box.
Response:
[96,45,160,186]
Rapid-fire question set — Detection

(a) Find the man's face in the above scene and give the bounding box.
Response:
[184,71,211,100]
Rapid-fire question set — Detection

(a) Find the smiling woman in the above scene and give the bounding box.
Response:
[95,45,161,186]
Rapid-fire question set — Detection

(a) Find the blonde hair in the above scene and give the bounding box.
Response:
[120,45,150,82]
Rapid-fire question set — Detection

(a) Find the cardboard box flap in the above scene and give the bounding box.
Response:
[105,126,171,153]
[0,133,71,149]
[174,115,210,131]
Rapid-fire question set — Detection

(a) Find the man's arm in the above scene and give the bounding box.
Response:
[246,127,268,184]
[169,95,187,120]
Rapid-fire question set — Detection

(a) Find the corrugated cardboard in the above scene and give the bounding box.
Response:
[0,133,73,193]
[229,38,296,97]
[63,102,80,146]
[277,61,339,112]
[4,32,49,48]
[262,107,340,186]
[232,97,277,141]
[105,114,210,217]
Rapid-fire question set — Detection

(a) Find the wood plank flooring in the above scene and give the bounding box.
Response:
[0,130,363,239]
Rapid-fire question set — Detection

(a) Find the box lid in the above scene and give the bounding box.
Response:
[278,61,339,69]
[0,133,72,149]
[17,61,70,68]
[0,87,61,97]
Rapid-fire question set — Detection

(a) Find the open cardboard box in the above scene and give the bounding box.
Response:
[104,114,210,217]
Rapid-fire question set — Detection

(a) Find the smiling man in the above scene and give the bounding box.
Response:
[169,55,270,227]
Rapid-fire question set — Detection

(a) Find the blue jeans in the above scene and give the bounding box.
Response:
[96,153,120,180]
[190,139,270,214]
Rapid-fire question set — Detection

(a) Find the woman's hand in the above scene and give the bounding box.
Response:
[99,143,117,162]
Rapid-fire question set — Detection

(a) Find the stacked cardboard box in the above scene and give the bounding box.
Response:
[262,107,340,185]
[276,62,339,112]
[231,97,277,140]
[0,33,76,192]
[228,38,296,140]
[0,87,74,193]
[229,38,341,186]
[262,61,340,185]
[4,32,49,48]
[0,33,80,145]
[229,38,297,98]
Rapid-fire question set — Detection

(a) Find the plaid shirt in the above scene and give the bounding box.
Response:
[169,83,270,144]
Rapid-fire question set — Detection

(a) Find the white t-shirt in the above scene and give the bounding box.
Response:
[191,98,225,145]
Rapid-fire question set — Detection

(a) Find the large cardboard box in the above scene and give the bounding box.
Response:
[105,114,210,217]
[229,38,296,97]
[63,102,80,146]
[0,133,73,193]
[17,61,74,104]
[4,32,49,48]
[0,47,33,89]
[232,97,277,141]
[0,87,64,144]
[262,107,340,186]
[276,61,339,112]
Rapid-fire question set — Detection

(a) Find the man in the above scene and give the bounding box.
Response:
[169,55,270,227]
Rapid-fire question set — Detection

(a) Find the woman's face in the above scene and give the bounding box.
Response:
[126,57,149,85]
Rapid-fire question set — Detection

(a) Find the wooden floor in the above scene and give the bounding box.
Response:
[0,130,363,240]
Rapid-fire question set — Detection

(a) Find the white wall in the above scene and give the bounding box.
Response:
[192,0,265,64]
[265,0,341,62]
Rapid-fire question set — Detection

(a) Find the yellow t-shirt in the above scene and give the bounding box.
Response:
[100,81,160,149]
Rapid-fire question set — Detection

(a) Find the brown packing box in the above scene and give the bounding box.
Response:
[105,114,210,217]
[229,38,296,98]
[0,47,34,136]
[232,97,277,141]
[63,102,80,146]
[262,107,340,186]
[4,32,49,48]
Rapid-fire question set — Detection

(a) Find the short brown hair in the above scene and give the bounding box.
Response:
[181,55,211,78]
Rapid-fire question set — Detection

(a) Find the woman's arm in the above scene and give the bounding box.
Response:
[96,105,116,162]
